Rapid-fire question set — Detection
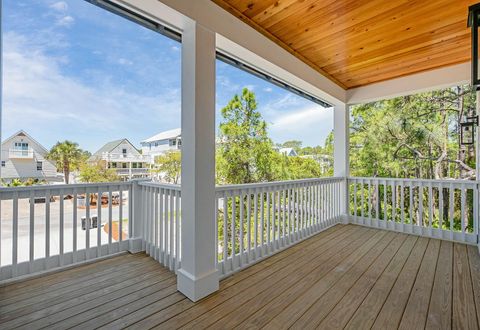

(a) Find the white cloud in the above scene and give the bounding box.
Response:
[263,87,273,93]
[3,32,180,151]
[117,58,133,66]
[171,45,180,52]
[268,106,333,146]
[57,15,75,27]
[50,1,68,12]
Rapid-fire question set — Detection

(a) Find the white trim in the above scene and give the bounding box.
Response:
[347,62,470,104]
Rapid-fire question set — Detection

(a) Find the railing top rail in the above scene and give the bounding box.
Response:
[138,181,181,190]
[0,181,132,192]
[215,176,344,192]
[349,176,478,186]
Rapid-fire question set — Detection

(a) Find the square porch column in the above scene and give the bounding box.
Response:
[177,20,219,302]
[333,103,349,223]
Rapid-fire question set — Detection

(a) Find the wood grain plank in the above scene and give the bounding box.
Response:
[314,233,408,329]
[452,243,478,329]
[371,237,429,329]
[152,226,370,329]
[467,245,480,328]
[0,258,163,314]
[399,238,441,329]
[345,235,418,329]
[194,228,388,329]
[286,232,397,329]
[0,264,172,328]
[425,240,453,330]
[212,0,477,88]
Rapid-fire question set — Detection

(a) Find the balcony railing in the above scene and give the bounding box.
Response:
[115,168,150,176]
[101,152,150,162]
[0,176,478,283]
[215,177,344,277]
[0,182,133,281]
[8,149,34,159]
[348,177,478,244]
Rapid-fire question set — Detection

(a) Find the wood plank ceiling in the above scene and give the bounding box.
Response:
[211,0,477,89]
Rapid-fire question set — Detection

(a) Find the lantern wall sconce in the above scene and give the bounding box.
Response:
[461,116,479,145]
[469,3,480,89]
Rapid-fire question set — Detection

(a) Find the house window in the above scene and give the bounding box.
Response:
[132,162,138,168]
[1,161,5,167]
[111,162,117,168]
[177,139,182,148]
[14,142,29,156]
[36,161,42,171]
[122,163,127,169]
[170,139,176,147]
[122,148,127,157]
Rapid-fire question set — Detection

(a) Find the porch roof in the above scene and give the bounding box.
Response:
[211,0,476,89]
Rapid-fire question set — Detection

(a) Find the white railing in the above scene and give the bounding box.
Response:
[8,149,34,159]
[139,182,181,273]
[348,177,479,244]
[101,152,150,162]
[215,177,344,277]
[116,168,149,176]
[0,182,133,281]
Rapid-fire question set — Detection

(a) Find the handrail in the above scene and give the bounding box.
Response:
[138,181,181,190]
[0,181,131,193]
[349,176,478,186]
[215,176,344,192]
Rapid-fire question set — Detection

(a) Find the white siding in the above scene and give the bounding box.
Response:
[141,138,180,163]
[1,133,58,181]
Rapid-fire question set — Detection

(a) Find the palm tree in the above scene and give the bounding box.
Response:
[46,141,88,184]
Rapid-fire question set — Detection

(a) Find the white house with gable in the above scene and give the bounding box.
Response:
[141,128,181,164]
[89,138,150,180]
[0,130,59,183]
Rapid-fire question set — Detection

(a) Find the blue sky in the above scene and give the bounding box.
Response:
[3,0,333,153]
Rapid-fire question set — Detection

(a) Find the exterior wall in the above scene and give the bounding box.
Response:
[141,138,181,163]
[1,135,58,182]
[108,141,142,158]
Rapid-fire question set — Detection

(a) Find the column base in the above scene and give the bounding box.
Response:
[177,268,219,302]
[127,237,144,254]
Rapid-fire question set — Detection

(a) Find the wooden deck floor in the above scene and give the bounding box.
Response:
[1,224,480,329]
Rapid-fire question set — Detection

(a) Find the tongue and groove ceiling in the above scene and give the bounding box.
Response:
[211,0,477,89]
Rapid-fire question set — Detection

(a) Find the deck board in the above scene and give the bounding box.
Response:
[425,240,453,330]
[1,224,479,330]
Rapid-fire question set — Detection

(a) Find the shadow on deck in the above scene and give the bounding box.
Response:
[1,224,480,329]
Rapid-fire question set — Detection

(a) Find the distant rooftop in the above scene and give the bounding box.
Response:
[142,128,181,144]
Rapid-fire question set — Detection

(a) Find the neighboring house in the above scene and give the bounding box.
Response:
[0,130,60,183]
[89,139,149,180]
[141,128,181,164]
[279,147,298,157]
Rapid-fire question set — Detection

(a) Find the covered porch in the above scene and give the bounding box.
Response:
[1,0,480,329]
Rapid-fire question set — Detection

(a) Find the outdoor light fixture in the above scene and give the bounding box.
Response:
[468,3,480,89]
[461,116,479,145]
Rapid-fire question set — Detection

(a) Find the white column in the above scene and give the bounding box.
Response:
[333,103,349,223]
[177,20,219,302]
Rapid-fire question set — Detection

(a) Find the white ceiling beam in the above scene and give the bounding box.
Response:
[347,62,470,105]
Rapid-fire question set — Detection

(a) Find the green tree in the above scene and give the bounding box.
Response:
[217,88,279,184]
[153,151,181,184]
[46,141,89,184]
[79,162,120,183]
[350,85,476,180]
